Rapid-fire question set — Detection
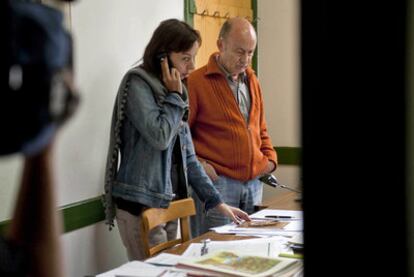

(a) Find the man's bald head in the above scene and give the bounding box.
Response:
[218,17,257,43]
[217,17,257,78]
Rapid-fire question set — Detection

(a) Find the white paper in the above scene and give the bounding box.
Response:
[145,253,183,266]
[210,209,303,237]
[211,222,300,237]
[250,209,303,219]
[289,233,304,245]
[182,237,291,258]
[95,261,165,277]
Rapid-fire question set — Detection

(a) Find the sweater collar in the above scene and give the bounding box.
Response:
[205,52,255,79]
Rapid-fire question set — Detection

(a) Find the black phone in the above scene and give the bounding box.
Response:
[155,52,173,70]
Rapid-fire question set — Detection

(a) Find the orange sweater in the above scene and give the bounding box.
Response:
[187,53,277,181]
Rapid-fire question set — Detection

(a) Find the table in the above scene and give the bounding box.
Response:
[96,191,303,277]
[163,191,302,255]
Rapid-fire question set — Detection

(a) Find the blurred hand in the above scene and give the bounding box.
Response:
[201,160,219,181]
[160,57,182,94]
[215,203,251,224]
[56,68,80,126]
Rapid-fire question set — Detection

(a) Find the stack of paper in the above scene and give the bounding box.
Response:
[211,209,303,237]
[182,237,290,259]
[176,250,302,277]
[95,260,166,277]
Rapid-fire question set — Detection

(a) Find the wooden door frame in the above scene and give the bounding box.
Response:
[184,0,258,73]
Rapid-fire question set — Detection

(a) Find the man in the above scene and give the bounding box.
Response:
[187,17,277,236]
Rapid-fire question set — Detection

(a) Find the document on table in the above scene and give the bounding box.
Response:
[289,233,304,245]
[251,209,303,232]
[181,237,290,258]
[95,260,165,277]
[250,209,303,220]
[211,209,303,236]
[145,253,183,267]
[96,254,193,277]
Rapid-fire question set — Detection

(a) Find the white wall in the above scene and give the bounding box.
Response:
[63,2,184,276]
[58,0,184,209]
[258,0,301,200]
[64,2,185,275]
[1,1,184,276]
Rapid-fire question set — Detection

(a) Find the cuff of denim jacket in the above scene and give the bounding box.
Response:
[169,90,184,99]
[165,92,187,105]
[204,194,223,213]
[164,93,189,116]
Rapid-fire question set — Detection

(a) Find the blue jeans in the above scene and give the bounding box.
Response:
[190,175,262,237]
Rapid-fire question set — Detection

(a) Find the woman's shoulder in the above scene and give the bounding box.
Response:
[125,66,164,91]
[126,66,155,80]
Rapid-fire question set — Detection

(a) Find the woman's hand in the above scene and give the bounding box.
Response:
[215,203,251,224]
[160,57,182,94]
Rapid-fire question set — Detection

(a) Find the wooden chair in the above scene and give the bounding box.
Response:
[141,197,196,257]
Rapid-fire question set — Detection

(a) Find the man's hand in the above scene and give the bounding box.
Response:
[215,203,251,224]
[265,160,276,174]
[201,160,219,181]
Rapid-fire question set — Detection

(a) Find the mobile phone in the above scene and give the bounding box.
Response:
[155,52,173,70]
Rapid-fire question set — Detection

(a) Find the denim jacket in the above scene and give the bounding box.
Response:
[103,66,222,228]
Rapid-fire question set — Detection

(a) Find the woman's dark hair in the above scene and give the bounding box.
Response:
[141,19,201,76]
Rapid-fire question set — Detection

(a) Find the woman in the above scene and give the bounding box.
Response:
[103,19,250,260]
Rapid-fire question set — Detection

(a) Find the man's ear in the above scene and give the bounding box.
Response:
[217,38,224,52]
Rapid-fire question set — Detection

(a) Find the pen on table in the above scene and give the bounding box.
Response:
[146,262,174,267]
[182,268,220,277]
[265,215,293,219]
[250,217,279,221]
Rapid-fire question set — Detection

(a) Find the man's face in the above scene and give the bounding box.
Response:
[217,27,257,77]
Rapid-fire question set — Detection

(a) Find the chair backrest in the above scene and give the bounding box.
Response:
[141,197,196,257]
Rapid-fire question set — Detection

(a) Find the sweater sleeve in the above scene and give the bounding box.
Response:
[257,81,278,167]
[187,76,198,129]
